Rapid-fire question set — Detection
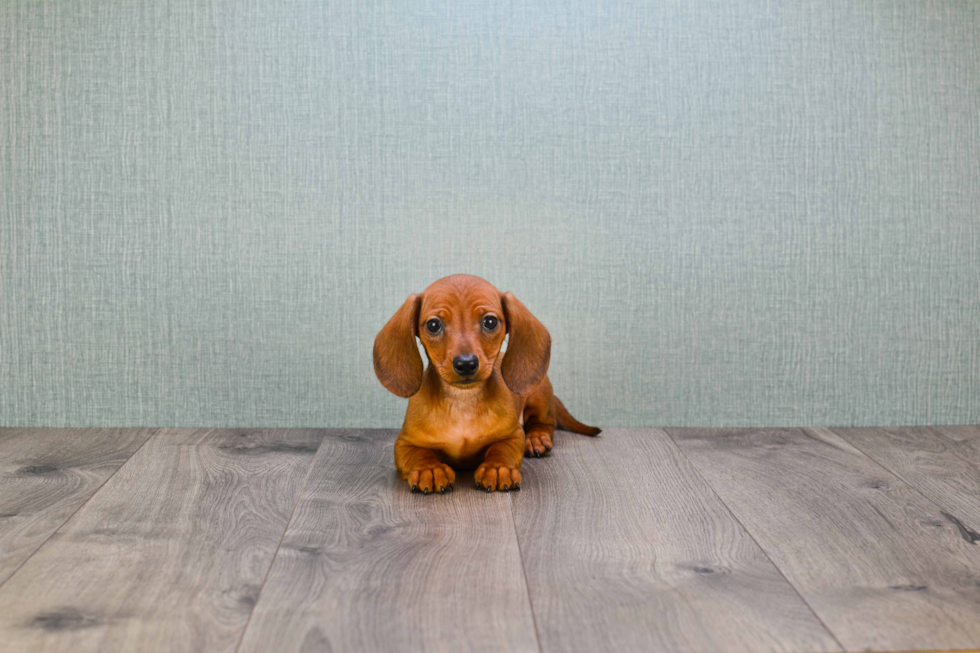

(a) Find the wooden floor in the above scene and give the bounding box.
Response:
[1,427,979,653]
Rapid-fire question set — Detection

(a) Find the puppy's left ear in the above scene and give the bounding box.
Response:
[500,292,551,395]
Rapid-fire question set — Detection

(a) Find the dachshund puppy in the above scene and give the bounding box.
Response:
[374,274,600,494]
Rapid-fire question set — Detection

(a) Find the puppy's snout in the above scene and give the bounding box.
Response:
[452,354,479,377]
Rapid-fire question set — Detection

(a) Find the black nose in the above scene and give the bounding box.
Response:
[452,354,479,377]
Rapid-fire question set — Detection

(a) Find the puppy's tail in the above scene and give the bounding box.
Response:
[553,396,602,436]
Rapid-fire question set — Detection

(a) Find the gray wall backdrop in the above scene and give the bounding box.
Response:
[2,0,978,428]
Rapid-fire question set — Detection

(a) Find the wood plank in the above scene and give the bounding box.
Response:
[511,428,840,653]
[930,426,980,443]
[237,429,539,653]
[669,427,980,652]
[0,428,153,587]
[932,426,980,466]
[832,427,980,538]
[0,428,323,652]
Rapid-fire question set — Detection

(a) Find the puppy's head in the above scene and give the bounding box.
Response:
[373,275,551,397]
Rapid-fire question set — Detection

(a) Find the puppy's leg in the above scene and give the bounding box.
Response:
[522,381,558,457]
[475,432,524,492]
[395,437,455,495]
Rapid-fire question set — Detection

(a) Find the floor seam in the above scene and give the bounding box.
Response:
[827,426,980,536]
[509,481,546,653]
[0,427,158,592]
[232,428,329,653]
[661,427,848,653]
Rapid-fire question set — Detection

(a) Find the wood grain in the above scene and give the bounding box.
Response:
[0,428,153,587]
[511,428,840,653]
[0,429,323,653]
[932,425,980,465]
[930,426,980,443]
[669,427,980,652]
[832,427,980,539]
[237,429,539,653]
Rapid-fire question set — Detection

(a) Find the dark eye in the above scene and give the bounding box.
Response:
[482,315,498,331]
[424,318,443,334]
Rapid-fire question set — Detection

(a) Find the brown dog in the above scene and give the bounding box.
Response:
[374,274,601,494]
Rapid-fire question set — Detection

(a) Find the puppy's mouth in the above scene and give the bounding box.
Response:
[437,365,487,388]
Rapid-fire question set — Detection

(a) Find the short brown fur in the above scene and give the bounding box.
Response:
[374,274,600,494]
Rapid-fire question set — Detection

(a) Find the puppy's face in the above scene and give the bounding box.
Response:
[418,276,506,389]
[374,274,551,398]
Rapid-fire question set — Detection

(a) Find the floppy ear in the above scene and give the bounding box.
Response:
[500,291,551,395]
[373,293,424,397]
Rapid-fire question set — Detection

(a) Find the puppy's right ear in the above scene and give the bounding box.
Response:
[373,293,424,397]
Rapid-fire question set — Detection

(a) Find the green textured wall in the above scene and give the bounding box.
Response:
[2,0,978,428]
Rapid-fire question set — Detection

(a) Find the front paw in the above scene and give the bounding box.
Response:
[474,463,521,493]
[524,432,553,458]
[407,462,455,495]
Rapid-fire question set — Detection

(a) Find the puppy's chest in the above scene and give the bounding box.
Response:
[420,400,518,460]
